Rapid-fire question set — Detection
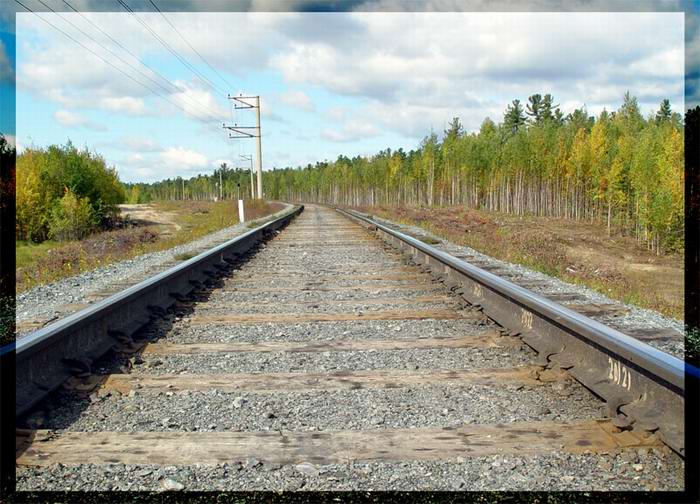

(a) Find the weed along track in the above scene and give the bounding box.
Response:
[15,205,684,491]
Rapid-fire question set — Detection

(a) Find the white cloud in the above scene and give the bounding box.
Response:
[160,146,208,171]
[53,109,107,131]
[269,12,684,137]
[171,81,228,121]
[325,106,347,122]
[280,89,315,111]
[212,158,234,168]
[122,136,162,152]
[100,96,147,116]
[15,10,688,179]
[321,118,380,143]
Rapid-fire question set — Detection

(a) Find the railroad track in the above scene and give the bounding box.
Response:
[15,204,684,491]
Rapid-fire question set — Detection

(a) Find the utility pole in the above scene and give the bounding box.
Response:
[224,95,263,199]
[240,154,254,199]
[219,166,223,200]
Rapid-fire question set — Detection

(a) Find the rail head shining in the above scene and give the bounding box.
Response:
[13,205,304,417]
[338,207,687,456]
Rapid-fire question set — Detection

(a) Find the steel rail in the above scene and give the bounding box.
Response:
[14,205,304,418]
[337,208,685,456]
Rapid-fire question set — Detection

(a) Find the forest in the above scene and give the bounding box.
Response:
[263,93,684,254]
[15,141,126,243]
[135,93,683,254]
[123,165,256,205]
[43,92,684,255]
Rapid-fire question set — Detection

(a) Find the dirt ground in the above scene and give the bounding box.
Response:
[118,204,182,236]
[17,200,284,294]
[358,206,684,319]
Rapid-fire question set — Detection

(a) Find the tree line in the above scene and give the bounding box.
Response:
[123,164,256,204]
[16,141,126,242]
[262,93,684,254]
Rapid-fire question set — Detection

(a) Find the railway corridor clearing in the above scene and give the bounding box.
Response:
[16,205,684,491]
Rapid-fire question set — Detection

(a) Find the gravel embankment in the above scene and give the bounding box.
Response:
[364,212,685,359]
[16,205,684,492]
[17,448,682,492]
[15,204,293,337]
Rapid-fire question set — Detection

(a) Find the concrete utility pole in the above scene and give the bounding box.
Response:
[219,167,223,200]
[223,95,263,199]
[254,96,262,199]
[240,154,254,199]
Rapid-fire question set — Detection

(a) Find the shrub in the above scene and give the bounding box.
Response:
[16,141,126,243]
[48,189,98,241]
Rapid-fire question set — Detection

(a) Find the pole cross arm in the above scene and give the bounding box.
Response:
[228,95,258,109]
[223,124,260,138]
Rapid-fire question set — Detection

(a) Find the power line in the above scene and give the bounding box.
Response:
[37,0,225,122]
[60,0,223,122]
[116,0,227,99]
[149,0,235,92]
[14,0,225,136]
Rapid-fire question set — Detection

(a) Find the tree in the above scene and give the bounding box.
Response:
[619,91,644,133]
[566,107,594,132]
[540,94,558,123]
[526,94,543,123]
[655,99,672,124]
[525,94,558,124]
[48,188,98,241]
[503,99,527,136]
[444,117,463,140]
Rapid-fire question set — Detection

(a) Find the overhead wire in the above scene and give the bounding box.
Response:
[14,1,194,121]
[60,0,224,122]
[17,0,237,172]
[36,0,225,123]
[149,0,235,93]
[15,0,229,140]
[115,0,227,99]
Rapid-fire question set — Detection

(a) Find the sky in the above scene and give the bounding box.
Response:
[1,4,688,183]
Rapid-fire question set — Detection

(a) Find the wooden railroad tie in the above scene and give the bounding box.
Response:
[17,420,661,467]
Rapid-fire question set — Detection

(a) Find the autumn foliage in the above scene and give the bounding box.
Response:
[264,94,684,254]
[16,141,126,243]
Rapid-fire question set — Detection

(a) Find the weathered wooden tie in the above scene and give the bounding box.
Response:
[143,332,521,355]
[100,366,558,394]
[186,309,474,325]
[16,420,660,467]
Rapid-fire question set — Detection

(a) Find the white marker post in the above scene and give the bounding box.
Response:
[238,199,245,223]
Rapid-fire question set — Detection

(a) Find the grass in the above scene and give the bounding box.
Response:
[174,252,196,261]
[419,236,441,245]
[245,217,274,229]
[16,199,285,293]
[16,240,60,270]
[363,205,683,320]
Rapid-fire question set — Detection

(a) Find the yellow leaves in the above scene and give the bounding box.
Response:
[566,127,591,181]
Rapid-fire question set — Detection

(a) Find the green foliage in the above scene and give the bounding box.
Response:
[16,141,126,242]
[254,92,683,255]
[123,164,258,204]
[503,99,526,136]
[48,188,98,241]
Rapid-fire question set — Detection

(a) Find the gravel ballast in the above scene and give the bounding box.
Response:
[17,204,684,492]
[364,213,685,359]
[15,204,293,337]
